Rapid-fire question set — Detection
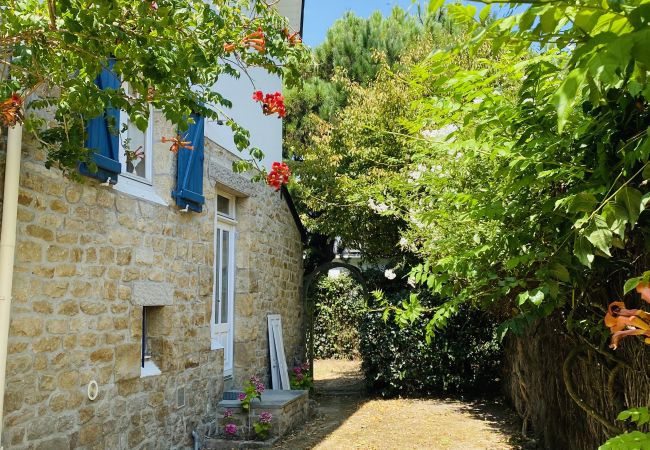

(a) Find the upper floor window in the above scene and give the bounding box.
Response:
[112,84,168,206]
[217,193,236,221]
[119,85,154,185]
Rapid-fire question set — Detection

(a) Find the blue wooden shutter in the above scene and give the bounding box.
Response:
[80,60,122,183]
[172,113,205,212]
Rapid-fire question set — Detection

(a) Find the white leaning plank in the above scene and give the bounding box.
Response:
[268,315,281,390]
[268,314,291,390]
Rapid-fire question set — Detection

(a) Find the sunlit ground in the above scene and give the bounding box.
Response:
[274,359,524,450]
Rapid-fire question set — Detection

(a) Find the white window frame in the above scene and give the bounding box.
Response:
[216,192,236,223]
[113,89,167,206]
[118,104,154,185]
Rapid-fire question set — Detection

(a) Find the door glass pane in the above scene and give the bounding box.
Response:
[220,230,230,324]
[215,229,221,325]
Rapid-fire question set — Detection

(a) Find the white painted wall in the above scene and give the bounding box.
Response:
[205,67,283,172]
[204,0,302,172]
[275,0,303,32]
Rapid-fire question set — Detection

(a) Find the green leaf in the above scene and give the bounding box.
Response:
[618,411,633,421]
[574,236,595,268]
[428,0,445,14]
[529,289,545,306]
[616,187,643,228]
[540,7,559,33]
[479,5,492,24]
[586,215,613,257]
[552,66,587,133]
[624,277,642,295]
[603,201,629,239]
[549,263,570,282]
[565,192,598,213]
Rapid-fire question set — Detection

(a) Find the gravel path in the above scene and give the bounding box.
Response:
[274,359,528,450]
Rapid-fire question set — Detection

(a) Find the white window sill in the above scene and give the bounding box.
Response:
[140,360,161,378]
[114,175,168,207]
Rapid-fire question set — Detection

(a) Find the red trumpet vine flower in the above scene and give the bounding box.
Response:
[224,27,266,54]
[162,135,193,154]
[0,93,24,127]
[605,301,650,349]
[242,27,266,53]
[283,28,302,46]
[252,91,286,118]
[266,162,291,191]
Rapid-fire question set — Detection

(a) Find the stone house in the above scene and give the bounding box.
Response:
[0,2,306,449]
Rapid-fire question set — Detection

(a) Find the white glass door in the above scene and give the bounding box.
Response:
[212,223,235,377]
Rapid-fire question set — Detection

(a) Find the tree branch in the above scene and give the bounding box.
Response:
[47,0,57,30]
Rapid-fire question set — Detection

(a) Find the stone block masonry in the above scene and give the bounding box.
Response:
[0,109,304,450]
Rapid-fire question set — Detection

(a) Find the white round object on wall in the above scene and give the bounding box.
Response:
[87,380,99,401]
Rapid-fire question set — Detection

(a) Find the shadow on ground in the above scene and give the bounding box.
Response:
[274,359,536,450]
[459,400,539,450]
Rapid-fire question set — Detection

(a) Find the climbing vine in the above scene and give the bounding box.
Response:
[0,0,309,179]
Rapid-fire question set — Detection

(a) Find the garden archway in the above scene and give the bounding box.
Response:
[303,262,369,379]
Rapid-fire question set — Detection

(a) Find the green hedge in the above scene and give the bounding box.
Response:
[359,288,502,397]
[310,273,365,359]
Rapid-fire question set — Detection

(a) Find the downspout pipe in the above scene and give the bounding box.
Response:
[0,122,23,450]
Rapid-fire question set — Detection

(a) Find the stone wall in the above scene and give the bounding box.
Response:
[204,143,305,389]
[0,110,304,449]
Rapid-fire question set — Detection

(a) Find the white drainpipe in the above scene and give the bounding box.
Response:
[0,122,23,450]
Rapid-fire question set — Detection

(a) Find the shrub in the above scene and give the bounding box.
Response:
[310,273,365,359]
[359,288,502,397]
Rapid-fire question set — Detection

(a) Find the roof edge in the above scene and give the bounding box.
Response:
[300,0,305,36]
[281,185,308,245]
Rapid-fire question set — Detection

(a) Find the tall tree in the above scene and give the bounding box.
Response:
[285,7,449,268]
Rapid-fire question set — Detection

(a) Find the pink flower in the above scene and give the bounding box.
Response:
[225,423,237,436]
[293,366,301,375]
[238,392,246,401]
[223,408,233,419]
[256,382,265,394]
[259,411,272,424]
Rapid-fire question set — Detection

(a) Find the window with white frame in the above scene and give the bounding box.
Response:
[114,85,167,206]
[119,85,154,184]
[216,193,236,220]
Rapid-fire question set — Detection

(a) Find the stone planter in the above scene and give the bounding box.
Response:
[194,390,309,449]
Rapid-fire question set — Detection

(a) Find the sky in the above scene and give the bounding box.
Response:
[301,1,517,47]
[302,0,421,47]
